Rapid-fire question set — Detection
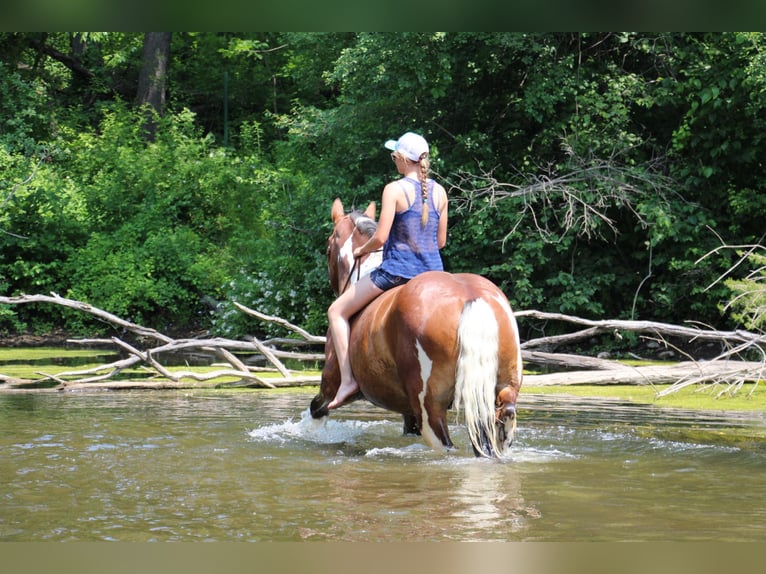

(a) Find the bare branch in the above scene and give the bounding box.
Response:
[234,302,324,343]
[1,294,763,397]
[0,294,323,390]
[443,146,678,244]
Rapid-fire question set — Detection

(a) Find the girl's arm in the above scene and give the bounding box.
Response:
[436,184,448,249]
[354,182,399,256]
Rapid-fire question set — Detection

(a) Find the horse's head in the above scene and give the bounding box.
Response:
[311,199,381,419]
[326,198,381,295]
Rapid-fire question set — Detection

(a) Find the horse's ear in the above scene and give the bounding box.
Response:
[331,198,344,223]
[364,201,376,220]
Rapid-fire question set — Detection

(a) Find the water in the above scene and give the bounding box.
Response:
[1,389,765,541]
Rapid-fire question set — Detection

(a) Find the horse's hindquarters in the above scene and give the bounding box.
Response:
[323,267,523,457]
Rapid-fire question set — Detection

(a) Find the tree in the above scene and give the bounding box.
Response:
[136,32,172,141]
[2,32,766,340]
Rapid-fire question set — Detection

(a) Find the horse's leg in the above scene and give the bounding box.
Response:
[402,414,420,436]
[310,334,340,419]
[494,385,518,447]
[493,302,524,448]
[404,398,452,450]
[422,406,453,449]
[404,342,455,451]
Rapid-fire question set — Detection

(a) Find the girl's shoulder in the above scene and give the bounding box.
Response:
[382,179,414,210]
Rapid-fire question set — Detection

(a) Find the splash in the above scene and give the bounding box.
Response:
[248,408,391,446]
[364,444,433,458]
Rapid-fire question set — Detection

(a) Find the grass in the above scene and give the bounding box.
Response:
[523,382,766,412]
[0,347,116,361]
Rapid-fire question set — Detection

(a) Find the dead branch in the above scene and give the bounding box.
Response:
[523,350,631,371]
[234,302,325,343]
[516,310,764,348]
[525,360,765,387]
[0,293,173,344]
[0,293,323,390]
[1,293,763,395]
[445,148,677,243]
[515,309,765,396]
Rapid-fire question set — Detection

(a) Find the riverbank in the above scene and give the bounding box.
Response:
[523,382,766,413]
[1,345,764,414]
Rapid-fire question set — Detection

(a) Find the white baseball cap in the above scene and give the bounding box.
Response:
[384,132,429,162]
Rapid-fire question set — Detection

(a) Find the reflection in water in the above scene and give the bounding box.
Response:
[449,462,540,537]
[1,390,765,541]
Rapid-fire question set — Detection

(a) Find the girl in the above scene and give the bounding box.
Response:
[327,132,448,409]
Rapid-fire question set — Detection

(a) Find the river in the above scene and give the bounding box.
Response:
[2,389,765,541]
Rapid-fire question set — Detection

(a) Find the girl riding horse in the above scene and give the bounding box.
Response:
[327,132,448,409]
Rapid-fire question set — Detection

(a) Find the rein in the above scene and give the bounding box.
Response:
[341,257,361,294]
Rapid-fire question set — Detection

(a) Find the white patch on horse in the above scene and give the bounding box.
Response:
[359,250,382,277]
[339,235,356,284]
[415,340,442,450]
[340,234,381,286]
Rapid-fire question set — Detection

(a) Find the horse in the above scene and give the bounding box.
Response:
[310,198,523,458]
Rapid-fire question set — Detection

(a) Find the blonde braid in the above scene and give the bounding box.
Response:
[419,152,430,228]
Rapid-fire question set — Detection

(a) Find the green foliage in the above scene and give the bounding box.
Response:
[58,104,247,330]
[65,228,218,330]
[1,32,766,341]
[0,62,53,154]
[666,33,766,242]
[211,166,334,338]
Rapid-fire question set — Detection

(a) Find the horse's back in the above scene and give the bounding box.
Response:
[353,270,513,356]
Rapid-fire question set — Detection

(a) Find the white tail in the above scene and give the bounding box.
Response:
[454,298,501,457]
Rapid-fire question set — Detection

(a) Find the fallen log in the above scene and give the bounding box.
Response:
[516,309,765,349]
[524,360,765,387]
[522,350,629,371]
[0,293,172,344]
[0,294,322,389]
[58,374,321,392]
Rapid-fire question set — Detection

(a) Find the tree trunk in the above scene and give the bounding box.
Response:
[136,32,172,141]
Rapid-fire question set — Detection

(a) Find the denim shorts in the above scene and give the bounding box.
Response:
[370,267,409,291]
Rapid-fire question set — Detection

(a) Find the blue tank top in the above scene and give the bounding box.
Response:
[380,177,444,278]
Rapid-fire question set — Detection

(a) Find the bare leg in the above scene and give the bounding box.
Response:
[327,275,382,409]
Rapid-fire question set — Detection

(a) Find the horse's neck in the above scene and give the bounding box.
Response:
[360,250,382,276]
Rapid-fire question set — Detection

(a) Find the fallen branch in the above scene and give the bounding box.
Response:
[234,302,324,343]
[1,294,764,395]
[516,309,765,396]
[516,310,764,349]
[0,293,172,344]
[0,293,323,390]
[525,360,765,387]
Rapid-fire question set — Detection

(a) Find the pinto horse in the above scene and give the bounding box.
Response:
[310,198,523,458]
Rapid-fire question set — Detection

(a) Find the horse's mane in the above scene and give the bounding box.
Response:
[350,210,377,238]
